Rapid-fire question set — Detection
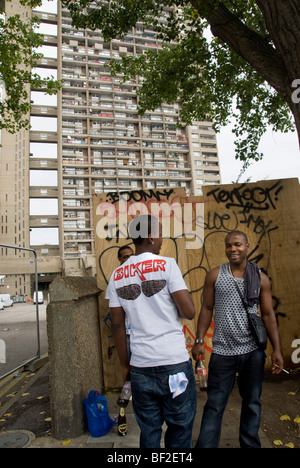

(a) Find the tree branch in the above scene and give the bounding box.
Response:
[255,0,300,80]
[191,1,289,100]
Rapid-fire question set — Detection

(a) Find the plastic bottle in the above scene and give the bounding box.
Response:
[117,407,127,436]
[95,391,104,411]
[117,380,132,408]
[195,357,208,392]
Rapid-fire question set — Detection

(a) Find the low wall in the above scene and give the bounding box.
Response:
[47,276,103,440]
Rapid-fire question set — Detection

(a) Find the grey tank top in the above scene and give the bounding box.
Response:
[212,263,259,356]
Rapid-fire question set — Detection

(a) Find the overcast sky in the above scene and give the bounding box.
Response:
[218,124,299,184]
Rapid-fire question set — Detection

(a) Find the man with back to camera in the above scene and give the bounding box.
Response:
[192,230,284,448]
[106,214,197,448]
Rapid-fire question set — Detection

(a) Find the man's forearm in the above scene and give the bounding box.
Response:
[112,322,130,369]
[196,306,213,340]
[262,313,281,351]
[192,306,213,361]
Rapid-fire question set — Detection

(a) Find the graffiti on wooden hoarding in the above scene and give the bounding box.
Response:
[93,179,300,386]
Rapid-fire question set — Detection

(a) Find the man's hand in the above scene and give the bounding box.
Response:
[271,350,284,374]
[192,343,205,362]
[123,364,131,383]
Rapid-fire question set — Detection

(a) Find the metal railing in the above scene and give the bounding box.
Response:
[0,244,40,380]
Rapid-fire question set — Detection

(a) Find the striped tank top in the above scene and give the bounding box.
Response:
[212,263,259,356]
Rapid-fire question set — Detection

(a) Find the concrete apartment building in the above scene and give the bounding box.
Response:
[0,1,220,297]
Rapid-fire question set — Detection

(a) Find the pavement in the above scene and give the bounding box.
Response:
[0,358,274,449]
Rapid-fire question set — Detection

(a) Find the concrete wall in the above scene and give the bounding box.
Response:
[47,276,103,440]
[0,255,96,276]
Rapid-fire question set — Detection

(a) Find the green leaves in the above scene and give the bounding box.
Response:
[65,1,296,162]
[63,0,163,39]
[0,9,61,133]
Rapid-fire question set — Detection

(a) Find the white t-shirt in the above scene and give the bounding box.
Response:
[105,283,131,335]
[107,252,189,367]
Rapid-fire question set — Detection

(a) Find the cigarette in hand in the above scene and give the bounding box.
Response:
[275,364,289,374]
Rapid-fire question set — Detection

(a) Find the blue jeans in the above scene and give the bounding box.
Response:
[131,359,197,448]
[195,349,266,448]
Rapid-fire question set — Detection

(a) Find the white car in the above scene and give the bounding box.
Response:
[0,302,4,310]
[33,291,44,304]
[0,294,13,308]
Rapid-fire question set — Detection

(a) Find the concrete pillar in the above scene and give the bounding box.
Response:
[47,276,103,439]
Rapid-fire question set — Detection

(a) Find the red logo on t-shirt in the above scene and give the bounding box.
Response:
[114,259,166,282]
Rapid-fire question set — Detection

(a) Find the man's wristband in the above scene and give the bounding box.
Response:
[194,339,203,345]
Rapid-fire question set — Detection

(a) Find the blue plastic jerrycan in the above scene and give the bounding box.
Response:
[84,390,116,437]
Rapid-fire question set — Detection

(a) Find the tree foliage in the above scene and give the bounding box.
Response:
[63,0,298,162]
[0,0,61,133]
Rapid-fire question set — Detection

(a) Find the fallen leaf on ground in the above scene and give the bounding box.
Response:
[21,393,29,397]
[44,417,52,422]
[293,416,300,424]
[285,443,295,448]
[288,392,296,395]
[63,440,71,446]
[273,440,283,446]
[280,415,291,421]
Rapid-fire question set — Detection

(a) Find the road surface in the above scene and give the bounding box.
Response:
[0,302,48,378]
